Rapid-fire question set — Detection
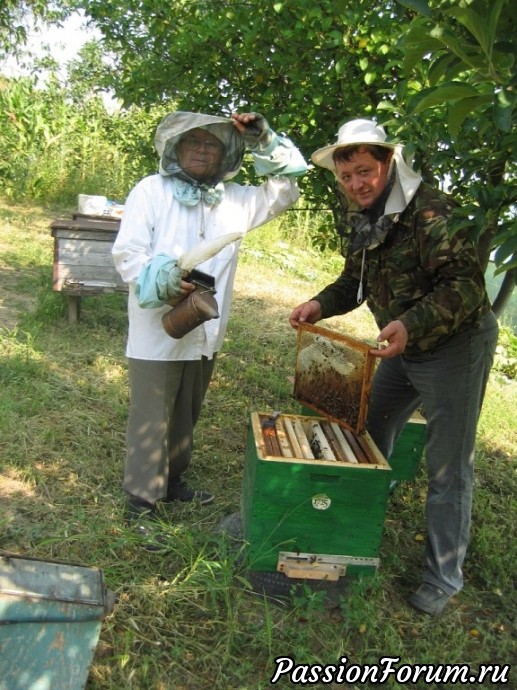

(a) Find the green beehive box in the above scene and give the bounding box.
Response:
[242,412,391,578]
[389,411,426,480]
[241,323,392,580]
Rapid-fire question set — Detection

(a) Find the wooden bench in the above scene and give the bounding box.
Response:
[50,214,127,323]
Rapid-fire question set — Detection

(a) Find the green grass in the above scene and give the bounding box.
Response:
[1,199,516,690]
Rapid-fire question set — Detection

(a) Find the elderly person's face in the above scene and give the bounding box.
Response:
[335,147,392,209]
[177,128,224,181]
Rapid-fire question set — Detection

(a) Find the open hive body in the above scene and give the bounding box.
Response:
[241,323,394,581]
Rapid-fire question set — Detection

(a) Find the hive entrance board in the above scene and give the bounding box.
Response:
[294,322,376,434]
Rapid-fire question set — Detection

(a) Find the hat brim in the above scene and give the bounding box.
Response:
[311,140,397,172]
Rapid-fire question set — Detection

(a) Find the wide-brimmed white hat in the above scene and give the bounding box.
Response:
[311,119,397,171]
[312,118,422,212]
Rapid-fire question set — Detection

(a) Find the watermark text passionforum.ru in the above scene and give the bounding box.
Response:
[270,655,511,685]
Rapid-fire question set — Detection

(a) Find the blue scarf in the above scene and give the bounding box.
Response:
[171,178,224,207]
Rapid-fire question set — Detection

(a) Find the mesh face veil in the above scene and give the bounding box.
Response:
[155,112,245,185]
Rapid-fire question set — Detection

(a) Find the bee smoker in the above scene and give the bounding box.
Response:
[162,269,219,339]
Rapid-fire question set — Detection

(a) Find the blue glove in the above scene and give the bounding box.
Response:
[242,113,273,151]
[165,263,185,300]
[136,255,185,308]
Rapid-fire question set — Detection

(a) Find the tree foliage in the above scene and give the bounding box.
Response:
[393,0,516,304]
[0,0,72,56]
[2,0,516,304]
[80,0,515,282]
[80,0,418,250]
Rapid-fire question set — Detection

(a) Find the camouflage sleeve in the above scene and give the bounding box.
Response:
[398,206,487,349]
[311,250,363,318]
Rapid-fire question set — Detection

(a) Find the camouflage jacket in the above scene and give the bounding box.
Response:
[313,183,491,355]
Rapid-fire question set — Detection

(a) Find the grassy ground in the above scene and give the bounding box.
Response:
[0,199,516,689]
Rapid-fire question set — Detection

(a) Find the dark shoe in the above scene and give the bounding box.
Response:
[125,495,170,551]
[125,495,157,522]
[132,522,170,552]
[408,583,452,615]
[165,481,214,505]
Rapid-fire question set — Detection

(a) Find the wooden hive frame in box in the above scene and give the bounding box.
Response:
[254,322,384,467]
[254,412,387,468]
[294,322,377,434]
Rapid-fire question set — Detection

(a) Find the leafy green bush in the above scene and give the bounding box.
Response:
[494,326,517,380]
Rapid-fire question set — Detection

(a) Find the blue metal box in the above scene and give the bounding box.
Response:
[0,555,114,690]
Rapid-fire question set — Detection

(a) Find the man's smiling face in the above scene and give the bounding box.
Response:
[335,147,392,209]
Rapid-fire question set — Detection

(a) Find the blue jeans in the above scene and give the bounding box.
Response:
[366,312,499,595]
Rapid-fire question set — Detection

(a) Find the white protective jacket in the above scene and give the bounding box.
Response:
[113,112,307,361]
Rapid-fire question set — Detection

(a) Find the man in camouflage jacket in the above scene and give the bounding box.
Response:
[290,119,499,615]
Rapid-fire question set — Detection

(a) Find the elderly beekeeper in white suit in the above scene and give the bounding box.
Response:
[113,111,307,542]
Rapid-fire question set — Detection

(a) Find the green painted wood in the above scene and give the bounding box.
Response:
[389,416,426,480]
[0,556,113,690]
[242,417,391,576]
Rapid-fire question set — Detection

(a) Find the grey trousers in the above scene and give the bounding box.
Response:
[366,312,499,595]
[123,356,216,505]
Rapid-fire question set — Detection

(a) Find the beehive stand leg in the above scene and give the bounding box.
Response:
[68,295,81,324]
